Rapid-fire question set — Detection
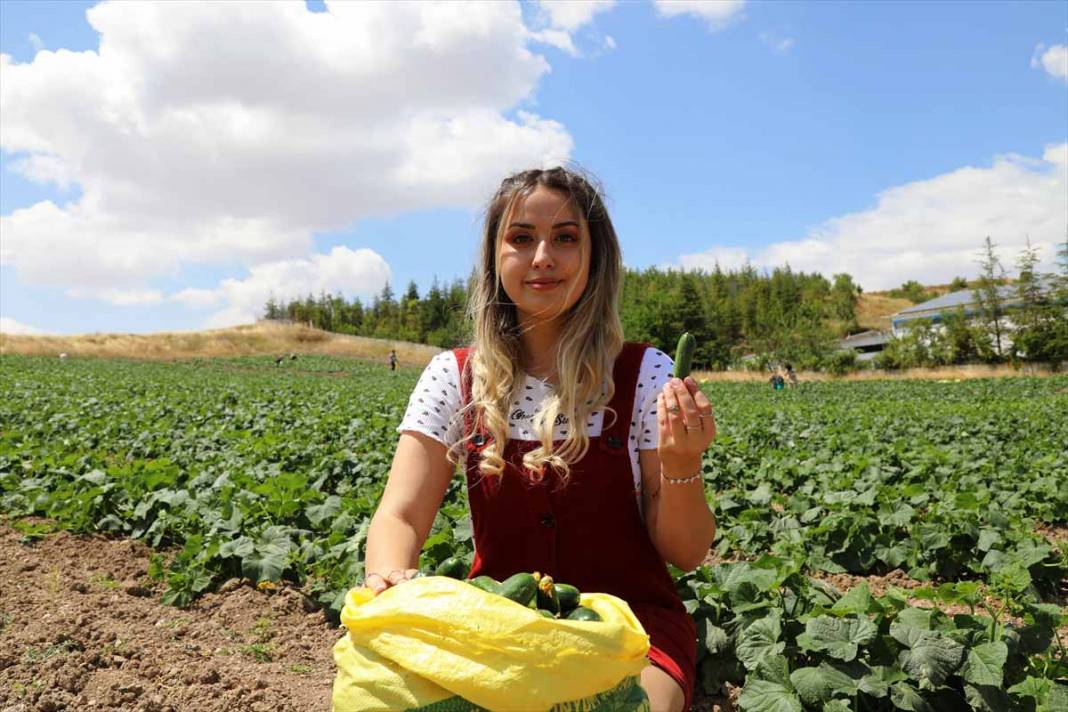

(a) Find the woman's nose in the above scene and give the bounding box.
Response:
[531,237,555,267]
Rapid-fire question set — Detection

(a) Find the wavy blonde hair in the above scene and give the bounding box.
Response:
[445,167,625,482]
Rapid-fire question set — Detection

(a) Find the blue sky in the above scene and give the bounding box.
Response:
[1,0,1065,335]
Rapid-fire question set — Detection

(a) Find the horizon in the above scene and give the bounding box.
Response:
[1,0,1065,336]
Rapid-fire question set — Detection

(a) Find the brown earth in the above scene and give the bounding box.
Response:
[0,526,340,712]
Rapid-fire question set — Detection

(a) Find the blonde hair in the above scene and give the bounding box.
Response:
[445,167,625,482]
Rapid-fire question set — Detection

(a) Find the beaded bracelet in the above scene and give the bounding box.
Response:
[661,469,702,485]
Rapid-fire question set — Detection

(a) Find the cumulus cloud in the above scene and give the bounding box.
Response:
[0,316,47,335]
[675,143,1068,291]
[537,0,616,32]
[654,0,746,31]
[528,0,617,56]
[1031,43,1068,83]
[167,246,392,328]
[0,1,573,299]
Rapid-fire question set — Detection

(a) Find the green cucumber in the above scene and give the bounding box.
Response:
[566,606,602,622]
[537,609,556,619]
[673,332,696,379]
[499,572,538,608]
[536,576,560,615]
[553,583,581,614]
[434,557,466,579]
[468,575,500,594]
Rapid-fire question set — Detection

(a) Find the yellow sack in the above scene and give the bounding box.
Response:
[332,576,651,712]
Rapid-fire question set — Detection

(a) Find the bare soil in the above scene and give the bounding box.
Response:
[0,526,340,712]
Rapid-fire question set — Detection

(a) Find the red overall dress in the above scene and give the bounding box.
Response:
[454,342,697,709]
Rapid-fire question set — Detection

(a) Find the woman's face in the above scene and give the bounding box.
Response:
[497,185,591,328]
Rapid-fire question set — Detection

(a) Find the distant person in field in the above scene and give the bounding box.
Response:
[388,349,398,372]
[784,363,798,387]
[361,166,716,711]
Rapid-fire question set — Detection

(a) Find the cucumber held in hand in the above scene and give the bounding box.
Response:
[673,332,696,379]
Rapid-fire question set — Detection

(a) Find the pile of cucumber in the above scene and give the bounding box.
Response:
[431,557,602,622]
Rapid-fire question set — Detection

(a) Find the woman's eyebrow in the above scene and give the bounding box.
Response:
[507,220,580,229]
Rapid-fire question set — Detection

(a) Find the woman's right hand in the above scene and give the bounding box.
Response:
[364,568,421,595]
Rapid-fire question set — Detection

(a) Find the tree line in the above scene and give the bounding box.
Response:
[264,266,863,371]
[264,237,1067,372]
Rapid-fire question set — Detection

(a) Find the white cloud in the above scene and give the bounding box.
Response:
[0,1,572,296]
[759,31,795,53]
[1031,43,1068,83]
[603,35,618,51]
[537,0,617,32]
[175,246,392,328]
[0,316,47,335]
[675,143,1068,291]
[654,0,746,31]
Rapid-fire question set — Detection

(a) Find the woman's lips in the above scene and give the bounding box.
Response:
[527,280,561,291]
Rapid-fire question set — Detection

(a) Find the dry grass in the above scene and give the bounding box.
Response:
[0,320,444,368]
[855,292,913,332]
[694,362,1062,383]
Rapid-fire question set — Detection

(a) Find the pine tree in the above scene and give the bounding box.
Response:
[974,236,1007,360]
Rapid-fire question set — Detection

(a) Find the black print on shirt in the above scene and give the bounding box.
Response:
[510,409,569,425]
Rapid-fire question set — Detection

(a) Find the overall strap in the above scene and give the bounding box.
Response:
[597,342,649,455]
[452,346,491,456]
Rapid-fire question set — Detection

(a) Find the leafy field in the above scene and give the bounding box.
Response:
[1,354,1065,711]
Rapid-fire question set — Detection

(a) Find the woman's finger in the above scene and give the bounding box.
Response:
[365,572,388,594]
[661,381,688,441]
[656,391,671,446]
[670,378,700,432]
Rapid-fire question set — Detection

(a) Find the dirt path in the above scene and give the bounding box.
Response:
[0,527,340,712]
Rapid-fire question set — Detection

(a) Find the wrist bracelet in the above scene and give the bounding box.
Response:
[661,469,702,485]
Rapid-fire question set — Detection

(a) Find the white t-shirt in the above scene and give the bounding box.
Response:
[397,346,676,491]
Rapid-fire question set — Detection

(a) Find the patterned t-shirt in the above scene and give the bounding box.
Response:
[396,346,676,491]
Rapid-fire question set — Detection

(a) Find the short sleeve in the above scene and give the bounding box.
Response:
[634,347,674,451]
[397,351,463,449]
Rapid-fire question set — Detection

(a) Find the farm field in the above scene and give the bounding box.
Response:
[1,353,1066,711]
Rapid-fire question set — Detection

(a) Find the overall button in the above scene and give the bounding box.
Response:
[539,513,555,528]
[472,433,487,446]
[606,435,622,449]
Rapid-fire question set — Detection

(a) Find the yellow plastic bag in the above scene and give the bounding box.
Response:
[332,576,651,712]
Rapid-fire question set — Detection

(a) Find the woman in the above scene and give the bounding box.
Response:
[363,167,717,711]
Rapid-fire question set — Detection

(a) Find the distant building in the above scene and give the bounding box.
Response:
[890,284,1023,336]
[836,330,890,362]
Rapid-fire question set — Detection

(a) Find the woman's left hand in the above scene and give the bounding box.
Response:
[656,376,716,474]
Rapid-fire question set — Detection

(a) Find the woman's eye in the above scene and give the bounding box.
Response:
[557,233,578,243]
[510,234,532,244]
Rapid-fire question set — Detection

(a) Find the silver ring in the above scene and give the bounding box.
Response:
[666,404,681,413]
[684,425,699,431]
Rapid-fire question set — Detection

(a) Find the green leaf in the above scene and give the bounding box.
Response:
[898,632,965,689]
[960,641,1007,687]
[831,582,875,616]
[859,665,907,699]
[964,683,1011,712]
[700,619,731,656]
[738,612,785,670]
[1046,683,1068,712]
[789,667,829,707]
[305,495,341,528]
[798,615,877,662]
[890,682,933,712]
[738,680,803,712]
[1008,675,1052,700]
